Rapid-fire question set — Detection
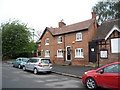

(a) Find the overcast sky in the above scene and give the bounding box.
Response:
[0,0,100,41]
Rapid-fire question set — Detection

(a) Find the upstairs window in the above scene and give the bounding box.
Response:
[111,38,120,53]
[75,48,84,58]
[57,49,63,58]
[76,32,82,41]
[45,50,50,57]
[45,38,49,45]
[58,36,62,43]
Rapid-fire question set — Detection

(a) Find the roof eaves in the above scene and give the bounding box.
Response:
[39,27,54,40]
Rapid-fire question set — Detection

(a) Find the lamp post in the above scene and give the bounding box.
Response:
[32,29,35,42]
[31,29,35,57]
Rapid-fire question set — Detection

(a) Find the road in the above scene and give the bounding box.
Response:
[2,63,86,89]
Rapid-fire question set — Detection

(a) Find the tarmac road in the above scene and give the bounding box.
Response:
[2,63,86,89]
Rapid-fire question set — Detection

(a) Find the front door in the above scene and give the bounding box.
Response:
[89,41,98,63]
[66,46,72,60]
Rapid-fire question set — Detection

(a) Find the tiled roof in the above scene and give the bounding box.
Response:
[48,19,95,36]
[94,18,120,40]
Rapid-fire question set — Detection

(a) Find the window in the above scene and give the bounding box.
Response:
[103,64,120,73]
[57,49,63,58]
[45,38,49,45]
[45,50,50,57]
[100,50,108,58]
[41,59,51,63]
[75,48,84,58]
[111,38,120,53]
[76,32,82,41]
[58,36,62,43]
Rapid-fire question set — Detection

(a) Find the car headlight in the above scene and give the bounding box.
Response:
[84,72,88,75]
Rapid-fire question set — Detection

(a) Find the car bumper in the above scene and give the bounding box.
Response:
[37,67,52,72]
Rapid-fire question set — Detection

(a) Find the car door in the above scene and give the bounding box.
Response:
[29,59,38,71]
[97,64,120,88]
[25,59,32,70]
[16,58,21,66]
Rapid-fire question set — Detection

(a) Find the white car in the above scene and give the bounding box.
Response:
[22,58,52,74]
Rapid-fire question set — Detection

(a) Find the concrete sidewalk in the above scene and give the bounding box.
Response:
[52,64,97,79]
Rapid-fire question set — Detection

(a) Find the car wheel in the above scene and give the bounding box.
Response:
[13,64,15,67]
[23,66,26,71]
[34,68,38,74]
[47,71,51,74]
[85,78,97,89]
[18,64,21,69]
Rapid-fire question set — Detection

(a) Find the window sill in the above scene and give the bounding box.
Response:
[45,44,49,45]
[45,56,50,58]
[57,56,63,58]
[58,42,62,44]
[76,40,82,42]
[75,56,84,58]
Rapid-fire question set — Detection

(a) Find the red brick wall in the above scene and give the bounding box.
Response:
[40,20,98,66]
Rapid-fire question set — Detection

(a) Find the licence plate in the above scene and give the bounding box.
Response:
[44,65,49,67]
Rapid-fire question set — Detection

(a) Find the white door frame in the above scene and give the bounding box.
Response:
[66,46,72,61]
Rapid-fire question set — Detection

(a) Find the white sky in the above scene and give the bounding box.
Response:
[0,0,100,40]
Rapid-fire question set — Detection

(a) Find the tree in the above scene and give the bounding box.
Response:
[92,1,120,23]
[1,20,36,58]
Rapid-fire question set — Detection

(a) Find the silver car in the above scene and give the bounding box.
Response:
[22,58,52,74]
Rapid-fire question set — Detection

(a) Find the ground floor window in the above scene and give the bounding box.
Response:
[57,49,63,58]
[75,48,84,58]
[45,50,50,57]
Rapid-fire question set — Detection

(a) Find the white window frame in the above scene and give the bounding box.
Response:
[76,32,82,41]
[57,49,63,58]
[45,38,49,45]
[111,38,120,53]
[45,50,50,57]
[75,48,84,58]
[58,36,62,44]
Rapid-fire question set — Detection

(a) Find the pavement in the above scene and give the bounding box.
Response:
[52,64,97,79]
[5,61,97,79]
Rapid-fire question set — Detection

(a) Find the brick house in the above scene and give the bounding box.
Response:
[90,18,120,66]
[38,12,98,66]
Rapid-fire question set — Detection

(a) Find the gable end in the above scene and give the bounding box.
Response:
[105,25,120,40]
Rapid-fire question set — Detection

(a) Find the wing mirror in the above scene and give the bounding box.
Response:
[100,69,104,74]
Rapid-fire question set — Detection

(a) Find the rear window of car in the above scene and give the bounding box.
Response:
[28,59,39,63]
[22,58,29,62]
[41,59,51,63]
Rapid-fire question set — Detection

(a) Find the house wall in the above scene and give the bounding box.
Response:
[98,30,120,65]
[40,31,55,63]
[40,20,97,66]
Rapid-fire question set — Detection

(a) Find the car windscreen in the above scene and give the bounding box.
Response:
[41,59,51,63]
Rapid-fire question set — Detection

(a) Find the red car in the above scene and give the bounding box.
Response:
[82,62,120,89]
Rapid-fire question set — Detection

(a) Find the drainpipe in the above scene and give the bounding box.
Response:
[63,34,66,62]
[97,41,100,68]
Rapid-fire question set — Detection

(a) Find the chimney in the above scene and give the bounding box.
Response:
[58,19,66,28]
[91,12,96,19]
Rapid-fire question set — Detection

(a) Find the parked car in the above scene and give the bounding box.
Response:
[82,62,120,89]
[22,58,52,74]
[13,57,29,69]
